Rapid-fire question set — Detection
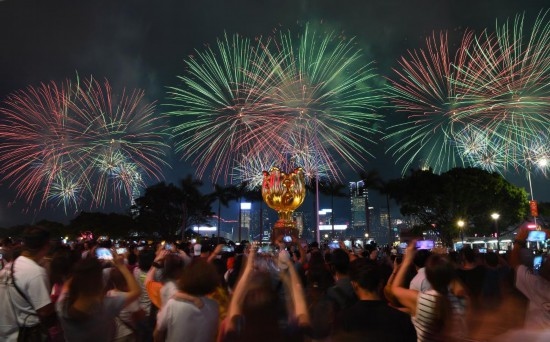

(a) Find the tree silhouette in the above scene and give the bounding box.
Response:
[208,183,238,238]
[386,167,529,246]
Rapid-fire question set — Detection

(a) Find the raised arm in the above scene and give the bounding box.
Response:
[226,242,257,329]
[390,241,419,315]
[281,252,310,327]
[113,251,141,307]
[208,244,224,263]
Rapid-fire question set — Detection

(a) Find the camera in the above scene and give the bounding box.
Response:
[283,235,292,243]
[415,240,434,250]
[95,247,113,260]
[328,241,339,249]
[527,230,547,242]
[116,247,127,255]
[533,255,544,274]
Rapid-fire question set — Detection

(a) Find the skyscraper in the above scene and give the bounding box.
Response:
[349,181,370,236]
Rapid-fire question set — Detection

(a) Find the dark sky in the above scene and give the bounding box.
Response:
[0,0,548,227]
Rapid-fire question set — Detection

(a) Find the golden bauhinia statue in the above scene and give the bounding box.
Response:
[261,166,306,242]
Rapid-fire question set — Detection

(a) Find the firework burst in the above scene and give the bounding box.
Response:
[168,24,384,183]
[385,30,476,173]
[453,10,550,167]
[0,76,169,211]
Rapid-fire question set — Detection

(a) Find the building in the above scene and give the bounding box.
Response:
[236,202,251,241]
[350,181,372,236]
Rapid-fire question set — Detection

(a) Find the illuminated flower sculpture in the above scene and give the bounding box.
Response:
[262,167,306,241]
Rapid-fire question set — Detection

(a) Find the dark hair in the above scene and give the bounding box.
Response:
[69,258,104,307]
[162,253,185,282]
[227,254,245,291]
[484,251,499,268]
[330,248,350,275]
[22,226,50,252]
[138,249,155,271]
[127,252,137,266]
[178,258,219,296]
[424,254,456,336]
[306,250,334,291]
[425,254,455,295]
[49,247,73,285]
[349,258,382,293]
[413,249,432,268]
[110,267,128,292]
[460,246,476,263]
[241,271,278,318]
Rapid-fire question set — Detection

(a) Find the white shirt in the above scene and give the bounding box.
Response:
[409,267,432,292]
[156,296,219,342]
[0,256,51,342]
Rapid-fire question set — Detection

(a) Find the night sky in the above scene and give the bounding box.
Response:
[0,0,548,228]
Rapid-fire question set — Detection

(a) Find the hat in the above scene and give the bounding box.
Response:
[193,243,202,256]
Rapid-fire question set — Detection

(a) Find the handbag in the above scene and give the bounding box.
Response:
[17,325,43,342]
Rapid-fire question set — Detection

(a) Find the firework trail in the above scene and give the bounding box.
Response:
[0,76,169,211]
[259,23,384,178]
[385,30,476,173]
[454,10,550,169]
[386,10,550,176]
[73,77,169,206]
[168,25,383,183]
[166,33,288,181]
[0,80,88,206]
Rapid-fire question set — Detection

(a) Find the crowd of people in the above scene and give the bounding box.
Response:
[1,225,550,341]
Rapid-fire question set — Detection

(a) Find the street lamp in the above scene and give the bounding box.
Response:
[525,151,549,227]
[457,220,465,245]
[491,213,500,251]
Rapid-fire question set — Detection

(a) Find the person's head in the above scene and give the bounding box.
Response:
[425,254,455,295]
[349,258,383,294]
[137,249,155,271]
[226,254,245,292]
[460,246,476,264]
[330,248,350,275]
[69,258,105,302]
[109,267,129,292]
[163,253,185,282]
[22,226,51,256]
[178,258,219,296]
[241,271,278,318]
[413,249,432,269]
[484,251,499,268]
[49,247,74,285]
[308,250,325,267]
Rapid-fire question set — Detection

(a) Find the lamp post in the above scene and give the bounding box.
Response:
[457,220,465,246]
[526,154,548,227]
[491,213,500,251]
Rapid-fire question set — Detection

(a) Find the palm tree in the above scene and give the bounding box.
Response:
[180,174,205,239]
[319,179,348,238]
[377,180,394,245]
[209,184,238,238]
